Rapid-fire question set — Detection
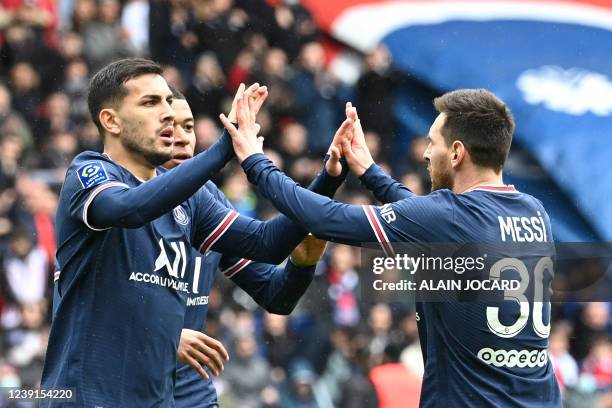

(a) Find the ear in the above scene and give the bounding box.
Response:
[99,108,121,136]
[450,140,466,168]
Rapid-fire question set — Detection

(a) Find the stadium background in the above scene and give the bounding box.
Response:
[0,0,610,407]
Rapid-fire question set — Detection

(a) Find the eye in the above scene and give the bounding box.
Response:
[185,125,194,132]
[143,100,155,107]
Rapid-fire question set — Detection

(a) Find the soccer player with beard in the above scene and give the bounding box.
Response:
[164,88,348,408]
[221,90,561,407]
[41,58,340,407]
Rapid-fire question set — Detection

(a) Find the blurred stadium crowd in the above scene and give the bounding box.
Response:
[0,0,609,407]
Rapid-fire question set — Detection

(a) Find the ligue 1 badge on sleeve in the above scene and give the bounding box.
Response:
[77,161,109,189]
[173,206,189,225]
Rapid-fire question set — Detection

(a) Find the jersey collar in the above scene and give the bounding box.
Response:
[464,184,519,193]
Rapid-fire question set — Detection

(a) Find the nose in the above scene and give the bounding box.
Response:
[173,127,187,146]
[423,144,431,162]
[161,99,175,124]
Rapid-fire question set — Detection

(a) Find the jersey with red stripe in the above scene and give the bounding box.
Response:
[176,181,317,408]
[43,152,312,407]
[242,155,562,408]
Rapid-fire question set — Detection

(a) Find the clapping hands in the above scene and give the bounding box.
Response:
[326,102,375,177]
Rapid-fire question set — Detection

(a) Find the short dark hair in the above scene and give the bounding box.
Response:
[433,89,515,172]
[168,85,186,101]
[88,58,163,134]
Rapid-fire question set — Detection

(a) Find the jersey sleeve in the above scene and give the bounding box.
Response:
[359,163,416,203]
[191,187,306,264]
[362,190,457,250]
[68,132,232,231]
[195,157,348,264]
[79,131,234,230]
[242,154,457,257]
[241,154,379,247]
[65,156,131,231]
[219,258,315,315]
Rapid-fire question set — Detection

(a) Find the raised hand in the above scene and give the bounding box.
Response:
[341,102,375,177]
[177,329,230,380]
[220,90,264,163]
[290,234,327,267]
[227,83,268,123]
[325,113,354,176]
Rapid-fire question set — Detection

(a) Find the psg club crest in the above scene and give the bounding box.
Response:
[173,206,189,225]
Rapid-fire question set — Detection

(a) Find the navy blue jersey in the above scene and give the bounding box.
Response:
[42,150,318,407]
[175,183,315,408]
[176,161,347,408]
[242,155,562,408]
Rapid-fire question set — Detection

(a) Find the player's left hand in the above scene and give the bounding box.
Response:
[177,329,230,380]
[227,83,268,123]
[290,234,327,267]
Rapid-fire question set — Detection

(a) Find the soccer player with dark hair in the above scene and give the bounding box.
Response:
[41,58,340,407]
[164,87,348,408]
[222,89,561,407]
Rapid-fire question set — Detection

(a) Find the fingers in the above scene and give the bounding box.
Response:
[203,335,230,361]
[345,101,352,116]
[341,135,354,158]
[248,91,256,122]
[219,113,239,137]
[244,82,260,96]
[353,118,366,144]
[192,342,224,375]
[183,354,209,380]
[329,145,341,162]
[252,86,268,115]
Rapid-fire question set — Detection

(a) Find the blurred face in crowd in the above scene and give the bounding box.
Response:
[163,98,195,169]
[0,85,11,114]
[194,116,219,151]
[424,113,454,191]
[99,0,121,24]
[299,42,325,73]
[10,63,40,92]
[107,74,175,166]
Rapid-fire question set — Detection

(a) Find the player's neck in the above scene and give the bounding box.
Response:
[104,144,157,181]
[453,168,504,194]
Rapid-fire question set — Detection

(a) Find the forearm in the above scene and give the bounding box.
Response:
[360,163,415,203]
[88,131,233,229]
[242,154,373,245]
[229,260,315,315]
[308,155,348,198]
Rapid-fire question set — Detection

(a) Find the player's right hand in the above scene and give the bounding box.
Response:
[325,105,354,176]
[177,329,230,380]
[341,103,375,177]
[220,91,264,163]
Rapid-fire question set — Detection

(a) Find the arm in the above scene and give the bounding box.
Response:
[85,83,268,229]
[211,158,345,309]
[360,163,415,203]
[241,154,376,247]
[218,95,377,247]
[197,157,347,264]
[84,131,234,229]
[220,251,317,315]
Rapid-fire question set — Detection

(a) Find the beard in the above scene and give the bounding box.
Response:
[429,160,454,192]
[121,121,173,167]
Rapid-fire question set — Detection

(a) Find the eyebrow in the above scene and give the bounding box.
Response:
[140,94,173,101]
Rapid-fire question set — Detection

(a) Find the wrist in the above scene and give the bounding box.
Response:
[288,255,318,268]
[355,160,374,177]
